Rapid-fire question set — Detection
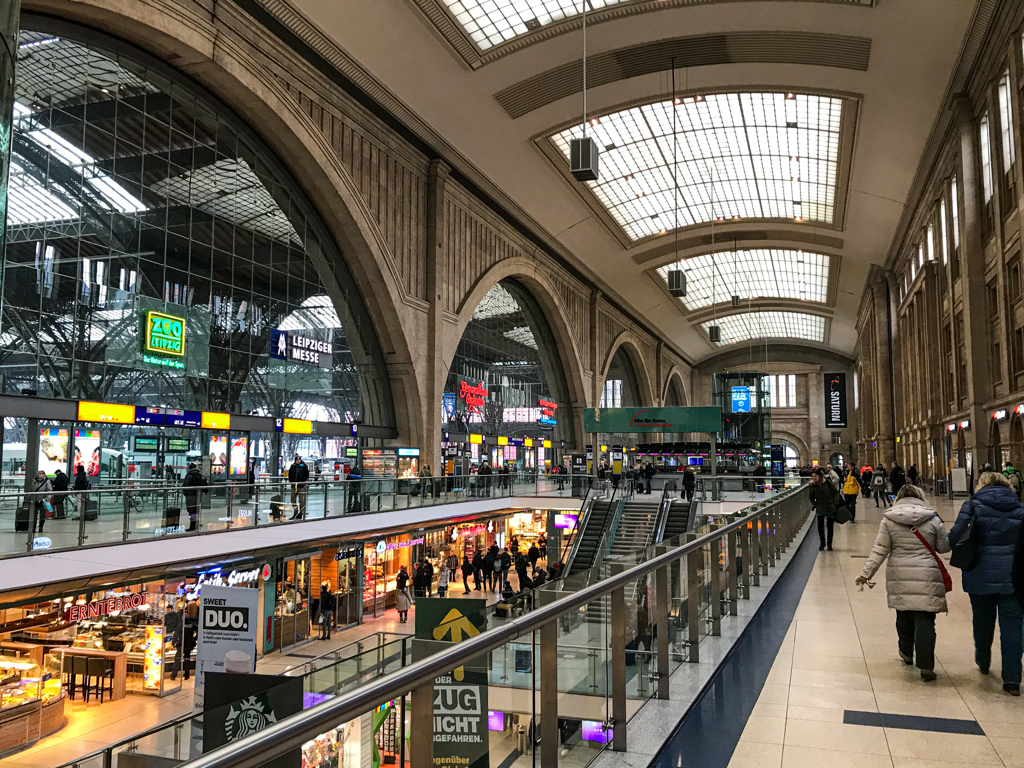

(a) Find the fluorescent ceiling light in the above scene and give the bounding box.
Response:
[656,248,829,311]
[550,92,843,241]
[702,311,825,345]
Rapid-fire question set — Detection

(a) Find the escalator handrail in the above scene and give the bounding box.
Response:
[559,480,597,574]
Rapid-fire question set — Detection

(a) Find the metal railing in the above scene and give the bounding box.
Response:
[176,482,813,768]
[0,472,585,557]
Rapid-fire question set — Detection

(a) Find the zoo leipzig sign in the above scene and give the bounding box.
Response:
[583,406,723,434]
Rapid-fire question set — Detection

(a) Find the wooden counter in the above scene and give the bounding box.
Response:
[0,643,43,667]
[60,648,128,700]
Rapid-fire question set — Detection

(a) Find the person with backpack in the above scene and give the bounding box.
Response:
[842,469,861,522]
[872,467,890,508]
[855,485,950,682]
[29,470,52,533]
[1003,463,1024,500]
[182,463,208,532]
[949,471,1024,695]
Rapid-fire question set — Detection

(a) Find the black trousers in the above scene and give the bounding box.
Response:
[896,610,936,671]
[816,514,834,548]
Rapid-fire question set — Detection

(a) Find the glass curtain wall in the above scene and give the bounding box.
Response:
[444,279,573,446]
[0,24,394,447]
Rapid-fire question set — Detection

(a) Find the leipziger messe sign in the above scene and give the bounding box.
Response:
[583,406,722,434]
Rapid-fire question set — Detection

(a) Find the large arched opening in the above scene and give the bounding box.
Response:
[444,278,575,471]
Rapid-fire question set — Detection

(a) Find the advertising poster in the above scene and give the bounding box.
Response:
[414,598,488,768]
[730,386,752,413]
[202,672,301,768]
[824,373,848,428]
[73,429,101,478]
[209,435,228,475]
[229,436,249,476]
[38,428,69,476]
[190,584,260,757]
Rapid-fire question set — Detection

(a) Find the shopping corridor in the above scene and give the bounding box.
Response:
[723,494,1023,768]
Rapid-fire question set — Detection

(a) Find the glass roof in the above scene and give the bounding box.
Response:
[550,91,843,241]
[656,248,829,311]
[472,281,521,320]
[702,311,826,345]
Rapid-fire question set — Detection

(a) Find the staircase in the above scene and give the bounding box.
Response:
[566,497,617,576]
[607,498,662,558]
[659,499,693,543]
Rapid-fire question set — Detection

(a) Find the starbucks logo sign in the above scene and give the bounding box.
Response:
[224,694,277,740]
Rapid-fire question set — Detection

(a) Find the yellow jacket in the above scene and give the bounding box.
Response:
[843,473,861,494]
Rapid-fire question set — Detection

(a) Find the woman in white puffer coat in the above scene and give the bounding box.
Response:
[855,484,951,682]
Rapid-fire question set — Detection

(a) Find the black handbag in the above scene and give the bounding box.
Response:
[949,501,978,571]
[1013,519,1024,602]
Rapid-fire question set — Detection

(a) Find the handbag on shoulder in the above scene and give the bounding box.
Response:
[949,501,979,571]
[911,525,953,593]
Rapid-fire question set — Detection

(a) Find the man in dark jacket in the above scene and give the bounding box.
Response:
[422,559,435,597]
[319,583,336,640]
[808,467,842,551]
[51,469,70,519]
[183,463,207,532]
[461,556,474,594]
[528,543,540,570]
[890,461,906,496]
[949,472,1024,695]
[474,550,486,591]
[907,464,919,486]
[287,456,310,519]
[683,467,696,502]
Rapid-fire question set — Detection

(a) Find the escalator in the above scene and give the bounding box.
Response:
[659,498,693,543]
[607,497,663,558]
[564,493,619,577]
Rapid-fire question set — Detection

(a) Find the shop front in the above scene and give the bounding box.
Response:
[362,534,424,617]
[505,511,546,554]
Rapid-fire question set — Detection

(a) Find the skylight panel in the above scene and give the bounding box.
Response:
[550,92,844,242]
[657,249,829,311]
[702,311,825,345]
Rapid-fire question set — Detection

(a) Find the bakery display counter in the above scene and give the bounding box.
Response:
[0,654,66,756]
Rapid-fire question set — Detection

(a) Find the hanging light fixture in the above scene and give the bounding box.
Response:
[570,0,599,182]
[666,59,686,298]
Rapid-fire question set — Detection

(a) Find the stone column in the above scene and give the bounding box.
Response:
[871,277,895,467]
[953,95,993,467]
[423,159,450,475]
[0,1,20,249]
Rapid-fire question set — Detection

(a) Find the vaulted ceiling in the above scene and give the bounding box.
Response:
[284,0,980,362]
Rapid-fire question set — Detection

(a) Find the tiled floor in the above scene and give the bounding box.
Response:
[729,492,1024,768]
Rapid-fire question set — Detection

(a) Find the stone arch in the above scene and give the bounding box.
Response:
[600,333,656,407]
[30,2,424,445]
[451,257,589,447]
[661,366,689,407]
[772,429,810,464]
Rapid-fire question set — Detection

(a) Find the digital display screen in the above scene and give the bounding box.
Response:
[275,418,312,434]
[164,409,202,428]
[731,386,752,413]
[345,447,358,458]
[165,438,191,453]
[688,457,704,466]
[229,436,249,476]
[78,401,135,424]
[73,429,101,478]
[397,447,420,457]
[38,428,68,477]
[553,513,578,529]
[209,436,227,475]
[581,721,612,744]
[201,411,231,430]
[487,711,505,732]
[133,437,159,453]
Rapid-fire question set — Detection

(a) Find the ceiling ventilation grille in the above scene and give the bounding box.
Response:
[496,31,871,118]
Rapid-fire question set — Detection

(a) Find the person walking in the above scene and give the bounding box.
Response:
[461,555,474,594]
[437,564,449,597]
[948,471,1024,695]
[182,463,208,532]
[492,548,505,592]
[842,469,861,522]
[475,549,487,591]
[826,464,841,488]
[396,585,412,624]
[422,558,435,597]
[855,485,950,682]
[890,461,907,496]
[287,455,310,519]
[396,565,409,593]
[808,467,843,551]
[528,542,540,570]
[860,466,874,497]
[683,466,696,502]
[1003,462,1024,500]
[319,582,336,640]
[872,467,890,508]
[29,470,52,533]
[907,464,919,486]
[419,463,433,499]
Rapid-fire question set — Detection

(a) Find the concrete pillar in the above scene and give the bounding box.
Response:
[871,277,895,467]
[953,95,994,468]
[424,160,450,474]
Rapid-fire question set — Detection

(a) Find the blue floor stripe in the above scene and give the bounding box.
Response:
[651,522,820,768]
[844,710,985,735]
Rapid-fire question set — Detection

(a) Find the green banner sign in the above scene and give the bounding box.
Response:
[583,406,722,433]
[415,598,488,768]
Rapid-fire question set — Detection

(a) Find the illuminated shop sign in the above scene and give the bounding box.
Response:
[457,378,488,414]
[397,447,420,457]
[65,592,146,622]
[960,420,971,429]
[947,424,957,432]
[275,418,314,435]
[553,513,578,529]
[538,398,558,426]
[143,310,186,369]
[195,567,262,588]
[269,328,332,368]
[993,410,1008,420]
[374,536,425,554]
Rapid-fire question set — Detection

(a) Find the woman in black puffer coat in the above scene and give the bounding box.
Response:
[949,472,1024,695]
